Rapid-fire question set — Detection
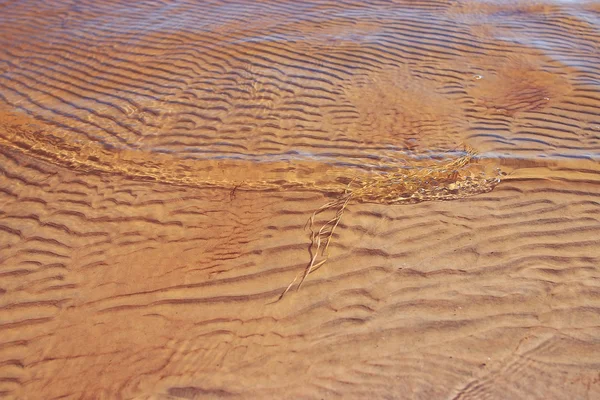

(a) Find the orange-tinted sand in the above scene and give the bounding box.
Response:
[0,0,599,398]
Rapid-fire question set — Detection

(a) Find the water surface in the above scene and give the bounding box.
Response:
[0,0,599,398]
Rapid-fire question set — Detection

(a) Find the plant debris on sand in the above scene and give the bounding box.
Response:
[279,147,502,300]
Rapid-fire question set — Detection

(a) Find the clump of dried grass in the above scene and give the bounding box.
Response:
[279,147,501,300]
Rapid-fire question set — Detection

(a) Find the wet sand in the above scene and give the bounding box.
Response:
[1,0,599,399]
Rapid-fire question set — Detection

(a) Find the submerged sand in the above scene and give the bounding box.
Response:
[0,0,599,398]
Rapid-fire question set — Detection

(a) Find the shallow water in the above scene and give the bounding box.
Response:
[0,1,599,399]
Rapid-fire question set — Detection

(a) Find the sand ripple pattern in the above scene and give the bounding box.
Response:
[0,0,599,399]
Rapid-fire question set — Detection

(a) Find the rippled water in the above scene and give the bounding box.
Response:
[0,1,599,399]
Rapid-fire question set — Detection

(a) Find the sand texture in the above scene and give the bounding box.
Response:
[0,0,599,399]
